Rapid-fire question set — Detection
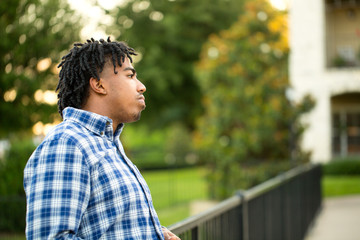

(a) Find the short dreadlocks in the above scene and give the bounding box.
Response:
[56,37,137,117]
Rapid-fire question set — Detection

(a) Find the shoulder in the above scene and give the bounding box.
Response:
[43,120,89,148]
[25,121,91,172]
[29,120,90,163]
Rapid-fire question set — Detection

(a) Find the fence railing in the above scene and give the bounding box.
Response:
[168,164,322,240]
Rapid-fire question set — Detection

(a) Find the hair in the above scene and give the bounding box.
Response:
[56,37,137,117]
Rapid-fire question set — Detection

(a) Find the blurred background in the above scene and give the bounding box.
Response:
[0,0,359,238]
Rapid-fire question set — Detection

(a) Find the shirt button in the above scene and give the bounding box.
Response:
[100,131,104,135]
[106,122,110,126]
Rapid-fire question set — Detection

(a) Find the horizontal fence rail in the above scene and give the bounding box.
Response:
[168,164,322,240]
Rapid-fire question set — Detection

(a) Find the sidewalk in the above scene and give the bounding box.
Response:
[304,195,360,240]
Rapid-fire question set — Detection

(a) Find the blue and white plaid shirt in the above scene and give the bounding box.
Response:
[24,107,164,239]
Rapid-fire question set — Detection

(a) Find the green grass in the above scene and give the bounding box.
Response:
[322,175,360,197]
[142,167,208,209]
[0,234,25,240]
[156,203,191,227]
[142,167,209,226]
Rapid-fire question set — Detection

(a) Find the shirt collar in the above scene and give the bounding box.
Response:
[62,107,124,140]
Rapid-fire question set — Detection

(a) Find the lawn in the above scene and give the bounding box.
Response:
[142,167,209,226]
[322,175,360,197]
[142,167,208,208]
[0,234,25,240]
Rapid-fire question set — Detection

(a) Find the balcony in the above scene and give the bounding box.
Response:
[325,0,360,69]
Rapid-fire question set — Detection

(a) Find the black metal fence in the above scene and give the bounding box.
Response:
[169,164,322,240]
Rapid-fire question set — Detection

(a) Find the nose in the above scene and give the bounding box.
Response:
[137,79,146,93]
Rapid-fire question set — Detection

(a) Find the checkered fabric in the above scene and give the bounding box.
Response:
[24,107,164,239]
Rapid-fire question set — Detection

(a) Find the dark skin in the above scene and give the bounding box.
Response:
[82,57,146,133]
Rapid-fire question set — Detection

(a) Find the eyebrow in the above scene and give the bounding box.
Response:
[124,67,136,75]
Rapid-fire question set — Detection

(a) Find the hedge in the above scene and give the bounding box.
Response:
[323,157,360,175]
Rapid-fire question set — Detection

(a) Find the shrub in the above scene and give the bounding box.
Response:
[123,123,197,170]
[0,196,26,232]
[323,157,360,175]
[0,138,35,232]
[206,160,294,199]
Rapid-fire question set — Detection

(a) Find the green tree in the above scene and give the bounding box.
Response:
[0,0,82,137]
[194,0,315,199]
[103,0,245,128]
[0,0,83,232]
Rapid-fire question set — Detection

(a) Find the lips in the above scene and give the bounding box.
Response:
[138,95,146,106]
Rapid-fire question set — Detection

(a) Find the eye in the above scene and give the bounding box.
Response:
[126,72,136,79]
[125,68,136,78]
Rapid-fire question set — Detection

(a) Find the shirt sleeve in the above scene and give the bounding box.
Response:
[24,138,90,239]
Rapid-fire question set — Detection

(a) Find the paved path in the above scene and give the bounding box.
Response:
[305,195,360,240]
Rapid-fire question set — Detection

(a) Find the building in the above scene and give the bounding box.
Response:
[289,0,360,163]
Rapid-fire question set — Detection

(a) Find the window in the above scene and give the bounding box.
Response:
[332,111,360,156]
[325,0,360,68]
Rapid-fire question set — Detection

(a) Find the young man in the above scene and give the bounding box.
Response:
[24,38,180,240]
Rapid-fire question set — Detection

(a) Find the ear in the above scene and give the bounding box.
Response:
[89,77,107,95]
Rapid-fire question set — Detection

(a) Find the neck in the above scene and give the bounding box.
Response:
[82,100,119,134]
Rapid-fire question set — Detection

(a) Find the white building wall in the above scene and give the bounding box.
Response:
[289,0,360,162]
[327,70,360,96]
[289,0,331,163]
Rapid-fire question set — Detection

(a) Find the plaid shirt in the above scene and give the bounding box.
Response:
[24,107,164,239]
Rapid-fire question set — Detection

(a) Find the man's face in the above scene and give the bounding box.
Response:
[100,57,146,124]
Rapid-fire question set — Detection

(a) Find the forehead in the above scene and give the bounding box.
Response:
[99,58,135,78]
[103,56,133,72]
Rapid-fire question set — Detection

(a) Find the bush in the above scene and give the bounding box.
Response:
[0,196,26,233]
[123,123,198,170]
[206,160,294,199]
[323,157,360,175]
[0,138,35,233]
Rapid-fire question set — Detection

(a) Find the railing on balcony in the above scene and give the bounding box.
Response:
[326,0,360,9]
[326,33,360,69]
[168,164,322,240]
[325,3,360,69]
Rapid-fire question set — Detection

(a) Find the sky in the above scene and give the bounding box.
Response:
[66,0,122,39]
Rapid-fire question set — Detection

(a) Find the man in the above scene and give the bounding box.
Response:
[24,37,180,240]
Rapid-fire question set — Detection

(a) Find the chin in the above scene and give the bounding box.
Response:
[124,112,142,123]
[134,113,142,122]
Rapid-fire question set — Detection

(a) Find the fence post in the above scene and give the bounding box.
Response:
[237,190,249,240]
[191,226,198,240]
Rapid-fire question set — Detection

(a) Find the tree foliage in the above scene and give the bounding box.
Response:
[103,0,246,128]
[194,0,315,199]
[0,1,82,231]
[0,0,82,137]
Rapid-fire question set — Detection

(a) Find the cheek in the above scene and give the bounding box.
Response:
[118,88,134,105]
[110,82,137,104]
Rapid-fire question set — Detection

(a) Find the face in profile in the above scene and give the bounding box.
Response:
[99,57,146,124]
